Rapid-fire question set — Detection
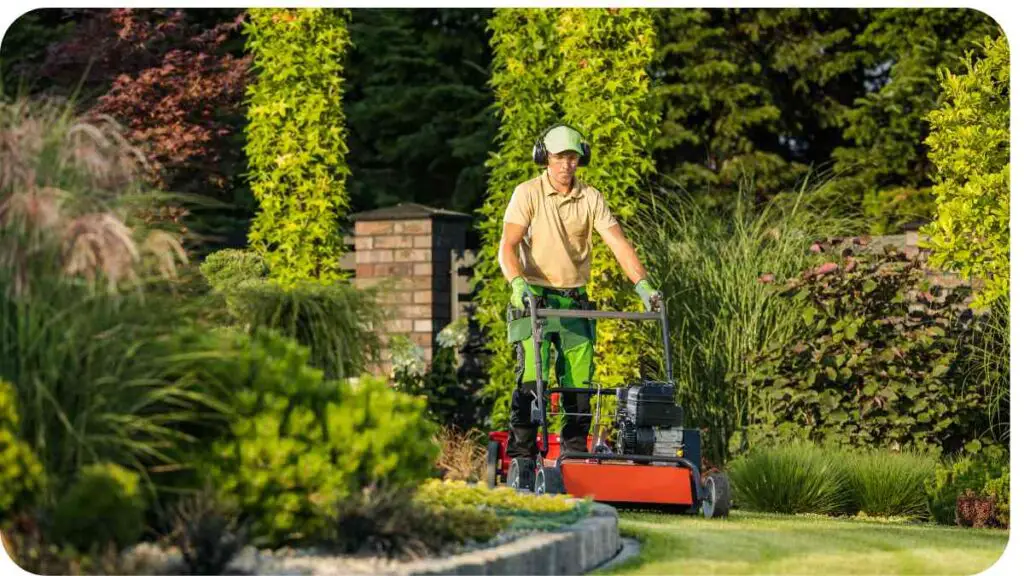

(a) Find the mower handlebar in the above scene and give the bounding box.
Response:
[524,290,676,458]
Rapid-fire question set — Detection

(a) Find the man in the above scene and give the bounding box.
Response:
[498,123,661,464]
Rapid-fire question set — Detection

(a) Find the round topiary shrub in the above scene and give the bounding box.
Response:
[49,462,147,552]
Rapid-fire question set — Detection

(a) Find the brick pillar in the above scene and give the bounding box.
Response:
[351,204,470,376]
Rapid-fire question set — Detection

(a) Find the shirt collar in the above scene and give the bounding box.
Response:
[542,172,584,199]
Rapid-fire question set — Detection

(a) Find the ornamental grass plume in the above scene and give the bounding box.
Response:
[0,97,187,298]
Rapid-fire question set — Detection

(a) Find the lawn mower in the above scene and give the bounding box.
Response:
[485,292,730,518]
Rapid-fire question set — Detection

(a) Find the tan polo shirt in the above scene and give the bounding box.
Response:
[503,173,618,288]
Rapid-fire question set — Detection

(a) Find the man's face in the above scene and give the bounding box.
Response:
[547,151,580,187]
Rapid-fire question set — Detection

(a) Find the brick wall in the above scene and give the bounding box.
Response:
[350,205,469,377]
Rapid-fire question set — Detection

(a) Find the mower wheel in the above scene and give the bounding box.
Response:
[486,441,500,489]
[508,457,536,492]
[701,472,731,518]
[534,465,564,495]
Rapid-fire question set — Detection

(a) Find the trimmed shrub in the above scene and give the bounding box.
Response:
[49,463,147,553]
[0,379,44,519]
[200,332,439,547]
[842,449,935,519]
[727,442,852,515]
[198,249,269,292]
[198,252,385,379]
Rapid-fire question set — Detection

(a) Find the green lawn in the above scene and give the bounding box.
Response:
[600,510,1009,575]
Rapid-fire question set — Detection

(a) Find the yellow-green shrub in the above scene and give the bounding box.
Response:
[202,331,439,547]
[0,379,44,519]
[921,34,1008,308]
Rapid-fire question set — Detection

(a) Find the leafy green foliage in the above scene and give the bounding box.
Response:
[243,8,351,283]
[200,333,439,547]
[49,463,147,552]
[736,246,986,454]
[0,9,77,94]
[830,9,999,233]
[920,34,1008,308]
[0,379,45,518]
[842,448,934,519]
[344,9,496,216]
[633,187,861,463]
[393,320,485,431]
[926,444,1008,527]
[651,9,866,205]
[728,442,852,515]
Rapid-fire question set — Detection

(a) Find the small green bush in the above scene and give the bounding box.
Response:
[202,332,439,547]
[0,379,44,519]
[926,443,1008,527]
[842,449,935,519]
[199,249,269,292]
[49,463,147,552]
[728,442,852,515]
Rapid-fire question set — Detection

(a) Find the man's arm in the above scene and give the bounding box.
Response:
[598,224,648,285]
[498,222,528,282]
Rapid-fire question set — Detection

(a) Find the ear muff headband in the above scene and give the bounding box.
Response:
[532,123,591,167]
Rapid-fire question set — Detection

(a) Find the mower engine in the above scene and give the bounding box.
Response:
[614,382,686,459]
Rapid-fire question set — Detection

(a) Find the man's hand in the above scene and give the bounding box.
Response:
[634,278,662,312]
[510,276,529,310]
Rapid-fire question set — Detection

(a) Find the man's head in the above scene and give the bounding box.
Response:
[533,125,590,189]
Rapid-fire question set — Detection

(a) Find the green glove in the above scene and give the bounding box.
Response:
[510,276,528,310]
[634,278,661,312]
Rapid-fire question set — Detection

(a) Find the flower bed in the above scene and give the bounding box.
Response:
[105,479,595,575]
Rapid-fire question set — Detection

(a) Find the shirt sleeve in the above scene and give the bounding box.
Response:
[503,184,533,227]
[592,189,619,231]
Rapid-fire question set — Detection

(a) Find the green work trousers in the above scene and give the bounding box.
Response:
[507,284,595,458]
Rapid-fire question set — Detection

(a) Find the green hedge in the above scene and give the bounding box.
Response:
[244,8,352,284]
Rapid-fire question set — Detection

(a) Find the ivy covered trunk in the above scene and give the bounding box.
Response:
[243,8,352,284]
[474,8,658,428]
